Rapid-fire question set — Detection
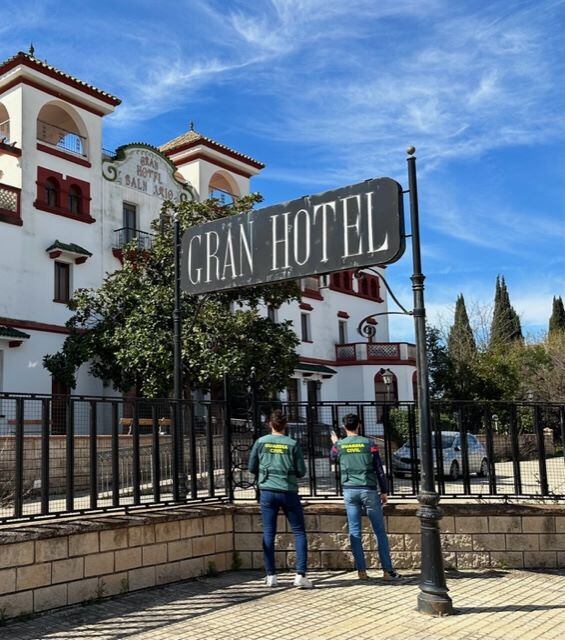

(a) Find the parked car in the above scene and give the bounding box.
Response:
[392,431,489,480]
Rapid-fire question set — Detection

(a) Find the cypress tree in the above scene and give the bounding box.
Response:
[448,294,476,361]
[549,296,565,338]
[490,276,523,347]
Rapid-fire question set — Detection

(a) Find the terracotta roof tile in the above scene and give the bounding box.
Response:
[0,51,121,106]
[159,127,264,169]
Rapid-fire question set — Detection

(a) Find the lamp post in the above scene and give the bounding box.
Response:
[172,211,187,500]
[407,147,453,616]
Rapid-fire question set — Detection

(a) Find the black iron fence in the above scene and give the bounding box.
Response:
[232,399,565,501]
[0,393,230,523]
[0,393,563,522]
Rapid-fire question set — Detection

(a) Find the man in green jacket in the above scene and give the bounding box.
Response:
[248,410,313,588]
[331,413,400,581]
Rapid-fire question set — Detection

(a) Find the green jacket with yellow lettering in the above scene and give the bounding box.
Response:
[248,434,307,493]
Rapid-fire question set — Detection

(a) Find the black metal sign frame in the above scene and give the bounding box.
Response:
[180,177,405,295]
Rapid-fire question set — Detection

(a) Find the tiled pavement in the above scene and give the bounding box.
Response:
[2,569,564,640]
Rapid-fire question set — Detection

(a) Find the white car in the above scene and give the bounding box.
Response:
[392,431,489,480]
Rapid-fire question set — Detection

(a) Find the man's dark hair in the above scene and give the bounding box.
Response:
[343,413,360,430]
[269,409,288,433]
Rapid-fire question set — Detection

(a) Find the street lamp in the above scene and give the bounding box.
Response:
[160,207,188,501]
[492,414,500,434]
[526,389,535,402]
[380,368,394,404]
[380,368,394,388]
[407,147,453,616]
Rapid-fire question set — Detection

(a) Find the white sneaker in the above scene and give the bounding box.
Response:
[265,575,278,587]
[293,574,314,589]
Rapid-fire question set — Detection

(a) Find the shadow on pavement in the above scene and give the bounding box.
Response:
[3,571,344,640]
[457,604,565,614]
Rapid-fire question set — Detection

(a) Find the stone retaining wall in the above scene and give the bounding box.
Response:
[0,506,233,620]
[234,503,565,573]
[0,502,563,621]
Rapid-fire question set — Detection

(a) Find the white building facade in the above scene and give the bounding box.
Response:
[0,50,416,408]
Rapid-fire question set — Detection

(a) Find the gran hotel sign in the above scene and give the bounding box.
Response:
[181,177,405,294]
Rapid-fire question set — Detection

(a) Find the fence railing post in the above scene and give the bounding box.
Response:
[432,407,445,495]
[306,402,317,497]
[131,400,141,505]
[188,402,198,499]
[40,398,50,516]
[65,398,75,513]
[223,375,234,502]
[151,404,161,503]
[14,397,24,518]
[533,405,549,496]
[382,404,394,495]
[171,401,180,501]
[483,407,497,496]
[206,404,215,498]
[89,400,98,510]
[509,405,522,495]
[111,401,120,507]
[408,403,419,496]
[331,404,341,496]
[457,405,471,495]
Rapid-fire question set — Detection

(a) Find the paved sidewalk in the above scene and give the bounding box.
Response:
[2,569,564,640]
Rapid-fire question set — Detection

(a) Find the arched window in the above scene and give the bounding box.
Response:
[332,273,342,289]
[361,278,369,296]
[208,171,239,203]
[343,271,352,291]
[68,185,81,214]
[45,178,59,207]
[36,102,88,158]
[375,369,399,422]
[0,102,10,143]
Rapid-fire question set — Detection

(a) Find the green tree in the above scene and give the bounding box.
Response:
[490,275,522,347]
[426,325,453,399]
[448,294,476,361]
[549,296,565,338]
[44,194,301,398]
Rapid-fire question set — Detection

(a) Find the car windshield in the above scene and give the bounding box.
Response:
[439,435,456,448]
[401,434,456,450]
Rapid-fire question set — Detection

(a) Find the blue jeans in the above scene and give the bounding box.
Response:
[343,488,393,572]
[260,490,308,575]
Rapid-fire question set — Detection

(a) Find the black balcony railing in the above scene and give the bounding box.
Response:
[113,227,154,251]
[37,120,87,157]
[0,119,9,143]
[208,188,235,204]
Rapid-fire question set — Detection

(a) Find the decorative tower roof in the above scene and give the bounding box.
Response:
[159,124,264,170]
[0,50,121,107]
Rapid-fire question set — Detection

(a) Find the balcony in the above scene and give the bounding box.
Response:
[335,342,416,364]
[0,183,22,226]
[37,120,87,157]
[208,187,235,204]
[0,119,9,142]
[114,227,154,251]
[112,228,154,262]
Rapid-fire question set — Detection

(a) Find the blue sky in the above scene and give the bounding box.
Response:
[2,0,563,342]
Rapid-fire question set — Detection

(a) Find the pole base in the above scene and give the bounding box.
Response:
[417,590,454,617]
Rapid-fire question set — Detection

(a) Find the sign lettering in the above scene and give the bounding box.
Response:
[181,177,404,294]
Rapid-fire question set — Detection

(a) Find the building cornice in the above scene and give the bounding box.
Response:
[0,52,120,106]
